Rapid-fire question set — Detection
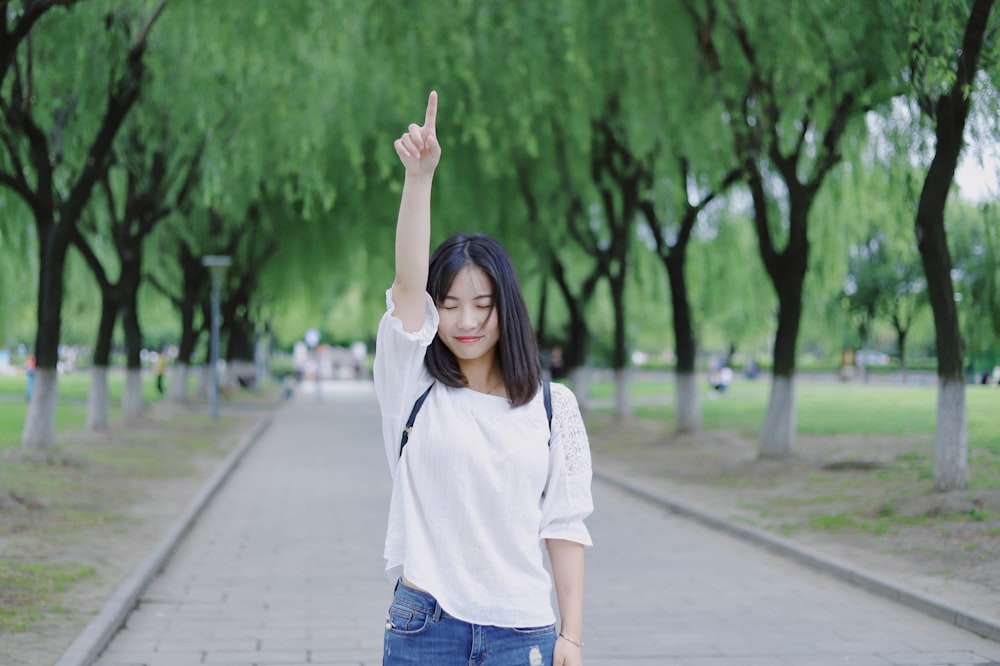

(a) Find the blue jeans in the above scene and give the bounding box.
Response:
[383,579,557,665]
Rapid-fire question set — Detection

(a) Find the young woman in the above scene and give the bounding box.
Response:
[373,91,594,666]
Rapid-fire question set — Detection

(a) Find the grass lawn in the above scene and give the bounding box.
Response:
[0,370,163,454]
[587,376,1000,604]
[591,376,997,450]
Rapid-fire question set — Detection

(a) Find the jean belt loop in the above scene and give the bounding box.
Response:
[432,602,443,622]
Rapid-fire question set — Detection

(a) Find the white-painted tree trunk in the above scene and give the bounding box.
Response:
[166,363,189,402]
[194,365,208,398]
[87,366,110,431]
[759,375,796,458]
[21,368,58,448]
[568,366,590,412]
[121,368,144,424]
[675,371,702,433]
[934,377,968,491]
[613,368,631,421]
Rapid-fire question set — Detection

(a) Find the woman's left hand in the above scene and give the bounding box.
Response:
[553,637,582,666]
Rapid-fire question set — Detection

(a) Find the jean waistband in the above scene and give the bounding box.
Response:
[393,578,451,620]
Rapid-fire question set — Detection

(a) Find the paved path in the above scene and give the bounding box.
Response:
[95,382,1000,665]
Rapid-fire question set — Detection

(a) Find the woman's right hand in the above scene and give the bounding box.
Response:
[394,91,441,177]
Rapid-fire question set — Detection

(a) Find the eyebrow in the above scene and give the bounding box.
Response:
[442,294,494,301]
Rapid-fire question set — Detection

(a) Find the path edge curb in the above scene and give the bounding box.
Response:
[595,468,1000,643]
[55,414,274,666]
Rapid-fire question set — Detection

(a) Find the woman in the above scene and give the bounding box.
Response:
[373,91,594,666]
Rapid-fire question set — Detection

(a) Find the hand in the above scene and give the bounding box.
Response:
[394,91,440,177]
[553,636,583,666]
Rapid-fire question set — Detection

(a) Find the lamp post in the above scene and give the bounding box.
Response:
[202,255,231,420]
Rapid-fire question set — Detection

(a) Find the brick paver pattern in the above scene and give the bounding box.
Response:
[96,382,1000,665]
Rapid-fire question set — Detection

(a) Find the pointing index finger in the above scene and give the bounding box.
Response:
[424,90,438,130]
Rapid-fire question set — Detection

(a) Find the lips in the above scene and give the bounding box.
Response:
[455,336,482,344]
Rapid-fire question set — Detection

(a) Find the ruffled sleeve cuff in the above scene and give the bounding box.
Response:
[382,287,439,345]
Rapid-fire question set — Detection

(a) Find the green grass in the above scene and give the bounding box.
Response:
[0,370,198,454]
[591,377,1000,542]
[600,378,999,459]
[0,402,89,454]
[0,370,159,402]
[0,560,96,632]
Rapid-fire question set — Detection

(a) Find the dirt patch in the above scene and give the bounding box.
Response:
[0,402,272,666]
[589,416,1000,623]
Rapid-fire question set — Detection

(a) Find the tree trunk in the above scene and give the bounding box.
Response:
[666,252,700,433]
[22,226,68,448]
[121,292,144,422]
[752,164,809,458]
[167,362,189,402]
[169,292,201,403]
[225,313,255,363]
[613,367,630,421]
[675,371,702,432]
[87,366,110,432]
[568,365,590,412]
[87,290,118,431]
[934,377,968,490]
[122,368,144,424]
[536,274,548,347]
[21,368,58,447]
[911,0,994,490]
[860,325,871,384]
[759,231,807,458]
[563,312,591,411]
[761,374,797,458]
[896,326,909,385]
[610,271,630,421]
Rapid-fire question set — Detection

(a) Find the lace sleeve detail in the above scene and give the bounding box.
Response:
[550,382,591,478]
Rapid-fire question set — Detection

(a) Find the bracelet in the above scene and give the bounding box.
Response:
[558,632,583,648]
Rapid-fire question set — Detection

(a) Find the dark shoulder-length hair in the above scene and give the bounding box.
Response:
[425,233,541,407]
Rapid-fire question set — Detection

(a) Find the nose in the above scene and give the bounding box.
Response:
[457,306,480,330]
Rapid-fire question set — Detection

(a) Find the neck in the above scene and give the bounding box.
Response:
[460,358,502,394]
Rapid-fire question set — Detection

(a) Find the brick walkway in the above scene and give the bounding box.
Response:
[94,382,1000,665]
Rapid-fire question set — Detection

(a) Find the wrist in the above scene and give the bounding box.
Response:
[558,632,583,648]
[404,170,435,183]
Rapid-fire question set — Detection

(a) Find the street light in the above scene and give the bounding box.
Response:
[202,255,231,420]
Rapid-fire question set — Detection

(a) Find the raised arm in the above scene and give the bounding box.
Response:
[391,91,441,332]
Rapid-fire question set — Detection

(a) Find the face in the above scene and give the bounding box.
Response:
[436,265,500,365]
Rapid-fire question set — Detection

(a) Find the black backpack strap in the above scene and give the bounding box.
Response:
[543,380,552,446]
[400,383,434,457]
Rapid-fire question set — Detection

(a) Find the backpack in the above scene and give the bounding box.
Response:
[400,380,553,456]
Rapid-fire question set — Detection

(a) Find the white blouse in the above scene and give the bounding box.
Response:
[373,287,593,628]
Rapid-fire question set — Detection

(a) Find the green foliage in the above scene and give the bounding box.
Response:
[3,0,999,369]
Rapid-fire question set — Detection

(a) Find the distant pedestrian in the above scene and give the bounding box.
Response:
[373,91,593,666]
[549,345,567,381]
[155,349,167,396]
[25,353,35,401]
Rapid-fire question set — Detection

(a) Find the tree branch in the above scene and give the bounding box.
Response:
[59,0,168,230]
[0,0,78,87]
[69,224,111,291]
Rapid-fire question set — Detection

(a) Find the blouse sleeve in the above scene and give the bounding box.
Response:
[538,382,594,547]
[373,287,439,473]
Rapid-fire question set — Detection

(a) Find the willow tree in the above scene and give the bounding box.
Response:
[898,0,998,490]
[688,0,899,457]
[0,0,166,448]
[72,122,203,428]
